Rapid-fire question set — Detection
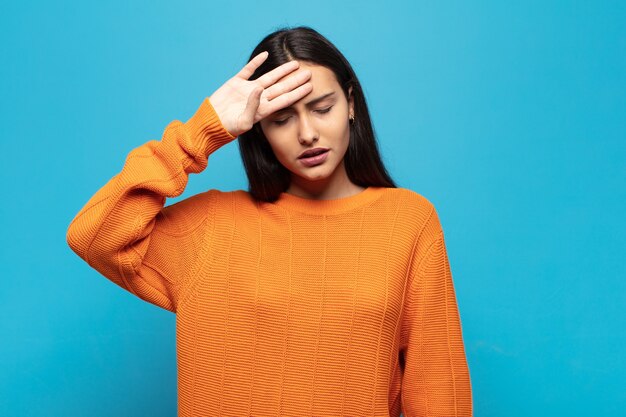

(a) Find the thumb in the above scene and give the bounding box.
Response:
[244,87,263,121]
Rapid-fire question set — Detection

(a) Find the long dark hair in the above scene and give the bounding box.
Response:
[238,25,397,202]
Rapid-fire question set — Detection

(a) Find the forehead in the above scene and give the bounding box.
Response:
[281,62,339,92]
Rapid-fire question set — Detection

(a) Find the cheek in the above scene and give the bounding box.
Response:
[262,115,349,154]
[330,118,351,147]
[265,136,294,164]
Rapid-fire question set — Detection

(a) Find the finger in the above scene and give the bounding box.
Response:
[237,51,269,80]
[263,68,312,101]
[264,82,313,115]
[255,59,302,90]
[244,86,263,122]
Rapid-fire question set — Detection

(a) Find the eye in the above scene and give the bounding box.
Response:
[273,118,289,126]
[316,106,333,114]
[272,106,333,126]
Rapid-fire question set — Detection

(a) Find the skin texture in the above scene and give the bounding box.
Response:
[259,62,363,200]
[209,52,364,200]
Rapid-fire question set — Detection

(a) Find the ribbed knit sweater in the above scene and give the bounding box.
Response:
[66,97,472,417]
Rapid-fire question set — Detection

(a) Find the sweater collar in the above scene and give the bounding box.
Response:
[272,186,386,215]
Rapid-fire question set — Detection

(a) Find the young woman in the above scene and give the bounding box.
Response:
[67,26,472,417]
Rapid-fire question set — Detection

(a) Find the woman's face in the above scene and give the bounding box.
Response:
[259,62,354,192]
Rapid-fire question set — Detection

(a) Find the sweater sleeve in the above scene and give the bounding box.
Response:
[400,206,473,416]
[65,97,236,313]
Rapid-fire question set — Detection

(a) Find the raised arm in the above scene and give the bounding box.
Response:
[400,205,473,416]
[66,51,314,312]
[65,98,236,311]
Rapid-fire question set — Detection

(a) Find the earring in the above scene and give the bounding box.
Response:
[349,114,355,125]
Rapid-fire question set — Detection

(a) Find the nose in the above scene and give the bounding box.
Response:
[297,112,319,145]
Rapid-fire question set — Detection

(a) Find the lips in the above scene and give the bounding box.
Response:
[298,147,329,159]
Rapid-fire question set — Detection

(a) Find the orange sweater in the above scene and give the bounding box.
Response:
[66,97,472,417]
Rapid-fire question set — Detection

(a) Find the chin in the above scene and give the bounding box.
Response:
[292,169,328,181]
[296,163,340,182]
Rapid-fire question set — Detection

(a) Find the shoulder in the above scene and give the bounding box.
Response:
[205,188,257,207]
[382,186,444,246]
[387,187,434,207]
[158,188,257,231]
[156,189,221,234]
[383,187,437,220]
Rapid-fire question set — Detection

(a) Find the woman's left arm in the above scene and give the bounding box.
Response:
[400,208,473,416]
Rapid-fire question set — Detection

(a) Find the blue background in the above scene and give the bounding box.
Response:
[1,1,624,416]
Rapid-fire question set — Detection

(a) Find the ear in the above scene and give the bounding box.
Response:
[348,86,354,115]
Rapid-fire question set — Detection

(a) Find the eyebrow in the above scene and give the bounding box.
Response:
[273,91,336,115]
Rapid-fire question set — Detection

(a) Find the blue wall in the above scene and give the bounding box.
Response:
[1,1,624,415]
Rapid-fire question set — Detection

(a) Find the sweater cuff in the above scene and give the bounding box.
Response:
[184,97,237,158]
